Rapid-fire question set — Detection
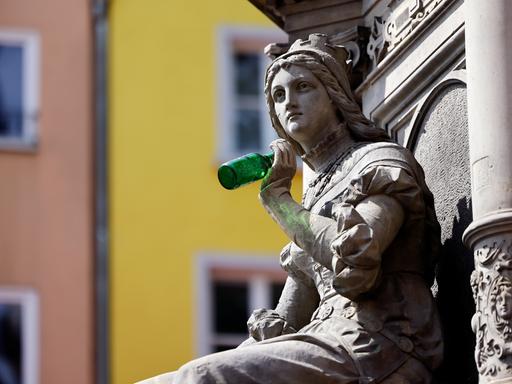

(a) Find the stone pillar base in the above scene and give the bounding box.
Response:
[489,378,512,384]
[464,210,512,382]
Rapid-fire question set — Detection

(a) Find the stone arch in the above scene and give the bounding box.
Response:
[407,72,477,383]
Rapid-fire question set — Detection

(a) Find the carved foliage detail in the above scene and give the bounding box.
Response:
[471,240,512,379]
[476,240,512,271]
[367,0,446,67]
[367,13,389,65]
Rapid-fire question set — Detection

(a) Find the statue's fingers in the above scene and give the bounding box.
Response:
[275,141,291,165]
[288,146,297,170]
[282,141,295,165]
[270,141,284,167]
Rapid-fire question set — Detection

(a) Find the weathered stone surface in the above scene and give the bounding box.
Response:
[412,84,477,383]
[248,1,512,383]
[367,0,450,68]
[248,0,364,41]
[139,33,443,384]
[464,1,512,382]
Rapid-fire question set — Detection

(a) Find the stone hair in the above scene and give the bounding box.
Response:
[264,53,390,154]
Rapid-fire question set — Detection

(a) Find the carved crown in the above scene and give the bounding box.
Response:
[287,33,351,69]
[266,33,352,74]
[266,33,353,103]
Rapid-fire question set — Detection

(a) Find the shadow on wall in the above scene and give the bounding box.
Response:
[409,81,476,383]
[434,196,477,383]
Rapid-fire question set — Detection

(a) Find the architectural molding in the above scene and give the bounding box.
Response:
[464,211,512,250]
[470,236,512,381]
[464,1,512,381]
[367,0,452,68]
[406,70,466,149]
[358,14,465,127]
[358,0,461,96]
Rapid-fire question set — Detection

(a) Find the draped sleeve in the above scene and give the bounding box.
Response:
[271,143,433,300]
[329,161,426,299]
[341,164,425,218]
[280,242,316,287]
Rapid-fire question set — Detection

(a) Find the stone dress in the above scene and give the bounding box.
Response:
[138,139,444,384]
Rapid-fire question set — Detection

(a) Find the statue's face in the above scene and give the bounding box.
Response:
[271,65,339,151]
[497,285,512,320]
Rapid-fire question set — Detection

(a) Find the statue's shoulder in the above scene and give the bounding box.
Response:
[351,141,412,162]
[348,141,417,173]
[311,141,420,212]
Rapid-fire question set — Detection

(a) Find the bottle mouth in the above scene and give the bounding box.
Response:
[218,165,238,190]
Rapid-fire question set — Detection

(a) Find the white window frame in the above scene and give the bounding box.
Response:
[0,29,40,151]
[216,25,287,162]
[195,253,286,357]
[0,287,39,384]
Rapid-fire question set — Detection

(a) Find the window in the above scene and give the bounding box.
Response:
[195,254,287,355]
[216,26,287,162]
[0,288,39,384]
[0,30,40,150]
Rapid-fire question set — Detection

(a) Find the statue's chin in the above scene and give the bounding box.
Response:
[284,121,309,145]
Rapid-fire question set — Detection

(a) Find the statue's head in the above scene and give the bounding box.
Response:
[489,276,512,341]
[265,34,389,156]
[496,278,512,321]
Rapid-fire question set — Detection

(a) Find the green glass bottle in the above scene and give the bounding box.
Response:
[218,152,274,190]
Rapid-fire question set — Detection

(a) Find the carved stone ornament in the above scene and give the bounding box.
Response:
[367,0,446,67]
[471,240,512,381]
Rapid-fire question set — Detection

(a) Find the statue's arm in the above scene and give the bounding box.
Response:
[259,140,405,299]
[260,187,403,268]
[243,276,319,344]
[275,275,319,330]
[260,139,408,299]
[261,189,403,299]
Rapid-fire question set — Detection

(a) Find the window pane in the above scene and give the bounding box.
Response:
[213,281,248,334]
[235,53,259,96]
[235,109,261,151]
[271,282,285,308]
[0,304,22,384]
[0,45,23,138]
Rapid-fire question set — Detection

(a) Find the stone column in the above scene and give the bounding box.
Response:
[463,1,512,383]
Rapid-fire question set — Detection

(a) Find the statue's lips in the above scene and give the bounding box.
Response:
[287,112,303,121]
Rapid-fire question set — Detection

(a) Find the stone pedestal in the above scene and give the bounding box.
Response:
[464,1,512,382]
[464,218,512,383]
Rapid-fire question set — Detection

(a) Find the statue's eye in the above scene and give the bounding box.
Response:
[273,89,285,103]
[297,81,311,91]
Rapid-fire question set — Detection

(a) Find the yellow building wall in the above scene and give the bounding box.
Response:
[109,1,300,383]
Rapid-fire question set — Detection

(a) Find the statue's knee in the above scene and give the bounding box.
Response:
[174,357,216,383]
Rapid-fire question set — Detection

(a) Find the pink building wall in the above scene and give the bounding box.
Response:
[0,1,94,383]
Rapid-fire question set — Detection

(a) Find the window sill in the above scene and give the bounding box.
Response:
[0,138,38,154]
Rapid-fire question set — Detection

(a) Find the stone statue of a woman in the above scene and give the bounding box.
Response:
[140,33,443,384]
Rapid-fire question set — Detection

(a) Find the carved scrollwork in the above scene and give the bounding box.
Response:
[367,14,389,65]
[476,241,504,266]
[475,240,512,270]
[367,0,447,67]
[471,239,512,380]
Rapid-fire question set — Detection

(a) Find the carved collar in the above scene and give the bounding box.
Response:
[301,124,356,172]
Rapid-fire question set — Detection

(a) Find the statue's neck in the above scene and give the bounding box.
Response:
[301,124,356,172]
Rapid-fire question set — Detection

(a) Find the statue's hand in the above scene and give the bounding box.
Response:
[247,308,297,341]
[261,139,297,192]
